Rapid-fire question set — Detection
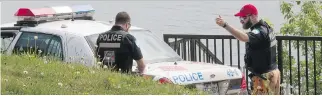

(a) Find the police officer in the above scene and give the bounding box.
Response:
[96,11,146,75]
[215,4,280,95]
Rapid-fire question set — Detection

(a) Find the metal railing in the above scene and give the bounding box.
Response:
[164,34,322,95]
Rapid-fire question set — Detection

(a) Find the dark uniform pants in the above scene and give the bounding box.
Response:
[251,68,280,95]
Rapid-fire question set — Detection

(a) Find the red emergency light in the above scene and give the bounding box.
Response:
[13,5,95,26]
[15,8,55,16]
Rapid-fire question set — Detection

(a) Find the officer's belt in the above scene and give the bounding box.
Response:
[247,67,268,80]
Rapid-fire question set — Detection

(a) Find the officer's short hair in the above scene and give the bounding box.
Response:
[115,11,131,24]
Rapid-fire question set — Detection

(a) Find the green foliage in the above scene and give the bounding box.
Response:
[1,54,205,95]
[279,1,322,95]
[280,1,322,36]
[263,18,274,27]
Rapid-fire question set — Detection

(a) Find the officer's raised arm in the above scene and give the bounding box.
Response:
[216,15,249,42]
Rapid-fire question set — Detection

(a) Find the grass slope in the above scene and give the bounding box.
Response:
[1,54,205,95]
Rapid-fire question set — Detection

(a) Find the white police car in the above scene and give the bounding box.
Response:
[0,5,247,95]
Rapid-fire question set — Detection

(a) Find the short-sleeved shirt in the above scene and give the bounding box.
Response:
[96,25,143,72]
[245,19,277,74]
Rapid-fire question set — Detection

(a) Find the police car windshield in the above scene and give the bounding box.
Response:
[86,30,183,63]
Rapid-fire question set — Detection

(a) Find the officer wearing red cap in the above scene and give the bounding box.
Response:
[216,4,280,95]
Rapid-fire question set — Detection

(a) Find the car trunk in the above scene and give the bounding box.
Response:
[143,61,244,94]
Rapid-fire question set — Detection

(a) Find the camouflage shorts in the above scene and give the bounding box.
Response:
[251,68,281,95]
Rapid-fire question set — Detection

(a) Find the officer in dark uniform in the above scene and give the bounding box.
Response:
[96,11,146,75]
[215,4,280,95]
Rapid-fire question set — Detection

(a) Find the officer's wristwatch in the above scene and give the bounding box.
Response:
[222,22,228,28]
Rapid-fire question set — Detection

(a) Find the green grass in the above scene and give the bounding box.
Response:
[1,54,205,95]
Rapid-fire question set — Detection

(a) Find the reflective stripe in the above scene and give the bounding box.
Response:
[269,32,276,39]
[99,43,120,48]
[269,32,277,47]
[270,39,277,47]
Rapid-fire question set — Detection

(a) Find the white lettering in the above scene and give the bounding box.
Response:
[172,72,204,83]
[99,34,123,42]
[107,34,111,41]
[117,35,122,41]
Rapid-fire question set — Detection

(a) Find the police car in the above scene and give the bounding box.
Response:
[1,5,247,95]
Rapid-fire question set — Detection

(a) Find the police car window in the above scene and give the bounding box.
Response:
[1,37,14,52]
[13,32,63,60]
[1,32,16,53]
[85,34,99,52]
[130,32,180,60]
[46,37,62,57]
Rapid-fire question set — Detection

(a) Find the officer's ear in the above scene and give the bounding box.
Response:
[250,15,258,22]
[127,22,131,29]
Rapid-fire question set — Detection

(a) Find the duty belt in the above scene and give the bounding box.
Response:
[247,67,267,80]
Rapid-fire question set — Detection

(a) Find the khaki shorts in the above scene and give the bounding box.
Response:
[251,68,281,95]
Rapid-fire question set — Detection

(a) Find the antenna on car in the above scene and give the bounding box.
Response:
[71,14,75,21]
[109,19,114,25]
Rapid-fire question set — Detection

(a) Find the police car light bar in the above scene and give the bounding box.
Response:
[14,5,94,22]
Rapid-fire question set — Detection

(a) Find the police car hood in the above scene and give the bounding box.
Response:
[143,61,242,85]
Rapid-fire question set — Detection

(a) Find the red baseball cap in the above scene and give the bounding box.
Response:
[234,4,258,17]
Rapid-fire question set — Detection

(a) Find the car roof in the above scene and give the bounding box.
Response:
[2,20,146,37]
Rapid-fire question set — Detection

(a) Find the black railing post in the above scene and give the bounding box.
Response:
[313,40,316,95]
[188,39,191,61]
[198,39,201,62]
[305,40,309,94]
[194,39,197,61]
[177,40,181,56]
[194,40,198,61]
[190,39,196,61]
[237,40,241,69]
[277,39,283,94]
[206,39,209,63]
[214,39,217,64]
[229,39,232,67]
[222,39,225,64]
[174,38,177,52]
[183,39,187,60]
[288,40,293,94]
[297,40,301,95]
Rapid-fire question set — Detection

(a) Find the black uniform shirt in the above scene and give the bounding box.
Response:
[245,19,277,74]
[96,25,143,72]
